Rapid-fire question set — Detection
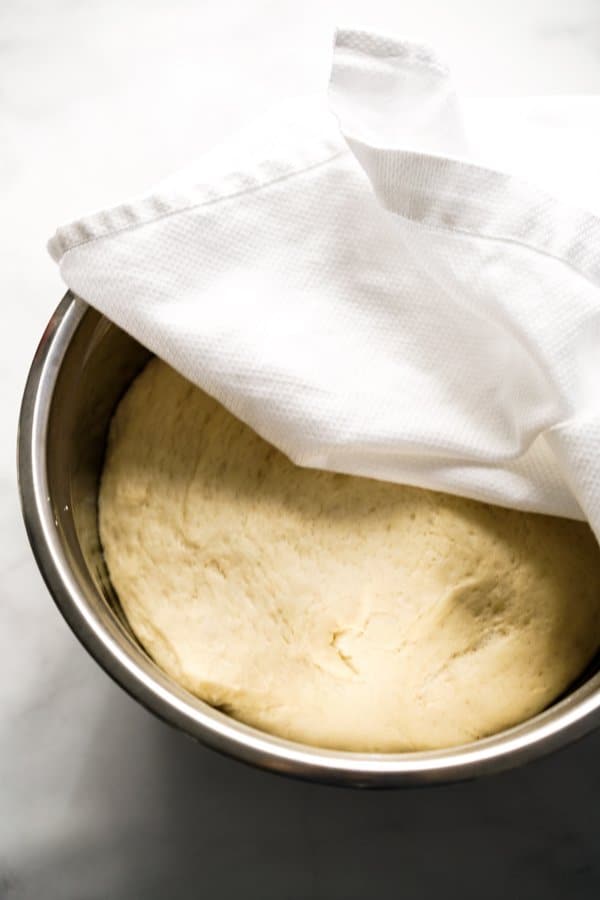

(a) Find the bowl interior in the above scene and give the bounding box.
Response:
[48,305,151,640]
[23,294,600,786]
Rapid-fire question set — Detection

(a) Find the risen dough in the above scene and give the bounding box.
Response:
[99,359,600,751]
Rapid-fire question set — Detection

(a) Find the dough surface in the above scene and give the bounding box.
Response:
[99,359,600,751]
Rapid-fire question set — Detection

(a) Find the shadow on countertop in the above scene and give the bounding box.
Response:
[8,674,600,900]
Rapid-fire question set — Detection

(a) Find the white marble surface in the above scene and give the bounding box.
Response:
[3,2,600,897]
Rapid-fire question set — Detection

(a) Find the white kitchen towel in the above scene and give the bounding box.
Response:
[48,29,600,540]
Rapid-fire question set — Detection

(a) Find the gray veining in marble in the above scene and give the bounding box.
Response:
[3,1,600,897]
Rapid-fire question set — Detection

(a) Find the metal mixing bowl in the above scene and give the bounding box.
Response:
[18,291,600,786]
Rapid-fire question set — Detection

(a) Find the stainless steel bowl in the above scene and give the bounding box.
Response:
[18,291,600,786]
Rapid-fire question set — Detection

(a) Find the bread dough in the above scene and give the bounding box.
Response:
[99,359,600,751]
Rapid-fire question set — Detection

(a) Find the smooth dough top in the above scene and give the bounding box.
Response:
[99,359,600,751]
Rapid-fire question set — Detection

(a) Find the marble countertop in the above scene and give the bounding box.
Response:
[3,1,600,897]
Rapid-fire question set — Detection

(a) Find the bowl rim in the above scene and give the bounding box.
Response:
[17,291,600,787]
